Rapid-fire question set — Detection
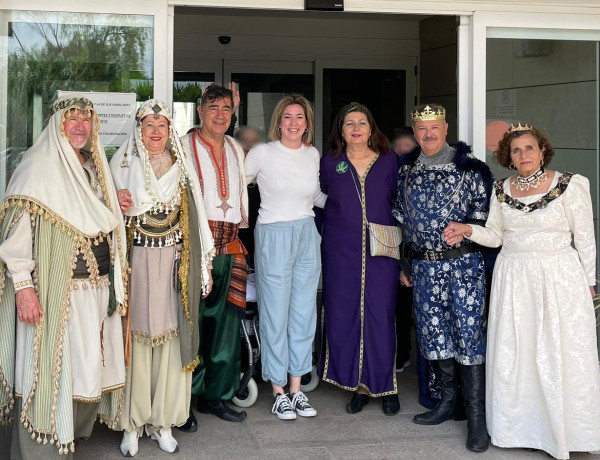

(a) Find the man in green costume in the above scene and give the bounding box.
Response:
[181,84,249,424]
[0,95,128,458]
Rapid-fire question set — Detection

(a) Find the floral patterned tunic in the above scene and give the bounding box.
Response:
[393,143,491,365]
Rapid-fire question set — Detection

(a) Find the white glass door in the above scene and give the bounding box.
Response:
[471,10,600,289]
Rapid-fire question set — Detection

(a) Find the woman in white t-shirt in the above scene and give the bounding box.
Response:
[245,95,326,421]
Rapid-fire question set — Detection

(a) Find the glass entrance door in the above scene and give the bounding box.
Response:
[484,36,599,277]
[224,59,314,138]
[321,68,407,152]
[315,58,417,154]
[229,72,314,135]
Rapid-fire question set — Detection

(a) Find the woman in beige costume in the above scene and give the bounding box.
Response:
[110,100,214,456]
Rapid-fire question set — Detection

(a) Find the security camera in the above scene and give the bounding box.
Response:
[218,36,231,45]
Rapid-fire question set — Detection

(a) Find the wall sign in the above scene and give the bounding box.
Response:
[58,91,137,147]
[496,89,517,118]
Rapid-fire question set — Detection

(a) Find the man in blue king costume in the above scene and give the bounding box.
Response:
[393,104,493,453]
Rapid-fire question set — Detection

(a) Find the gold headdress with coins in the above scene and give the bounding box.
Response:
[410,105,446,122]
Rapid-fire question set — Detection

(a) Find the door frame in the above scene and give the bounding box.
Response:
[315,58,417,154]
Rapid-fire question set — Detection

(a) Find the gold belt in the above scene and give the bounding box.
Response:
[130,210,182,248]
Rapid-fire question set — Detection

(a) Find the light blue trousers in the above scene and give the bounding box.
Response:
[255,217,321,387]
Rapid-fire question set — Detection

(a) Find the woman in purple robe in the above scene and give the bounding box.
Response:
[318,102,400,415]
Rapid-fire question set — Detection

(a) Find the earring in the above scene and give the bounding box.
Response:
[304,128,308,133]
[277,127,281,134]
[541,158,544,167]
[368,137,372,147]
[508,163,516,170]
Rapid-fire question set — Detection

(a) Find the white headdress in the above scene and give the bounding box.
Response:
[110,99,214,277]
[5,94,127,304]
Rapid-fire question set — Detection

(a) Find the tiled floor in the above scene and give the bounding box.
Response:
[2,365,598,459]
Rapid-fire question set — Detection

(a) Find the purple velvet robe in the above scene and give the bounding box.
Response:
[318,151,400,396]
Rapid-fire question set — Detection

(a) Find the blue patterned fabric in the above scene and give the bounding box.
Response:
[393,143,491,365]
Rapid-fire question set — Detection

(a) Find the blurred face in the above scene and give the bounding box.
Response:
[198,96,233,139]
[413,119,448,156]
[238,128,261,155]
[279,104,307,148]
[63,109,92,153]
[509,133,545,177]
[393,136,417,156]
[141,115,169,156]
[341,111,371,148]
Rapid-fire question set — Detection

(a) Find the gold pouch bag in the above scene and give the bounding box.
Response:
[368,222,401,259]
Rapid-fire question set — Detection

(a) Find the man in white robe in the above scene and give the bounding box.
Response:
[0,95,128,459]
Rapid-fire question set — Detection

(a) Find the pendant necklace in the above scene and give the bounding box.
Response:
[513,167,547,192]
[196,132,231,216]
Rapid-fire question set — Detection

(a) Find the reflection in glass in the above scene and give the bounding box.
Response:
[1,10,153,191]
[172,75,216,135]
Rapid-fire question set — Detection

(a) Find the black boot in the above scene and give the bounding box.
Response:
[175,406,197,433]
[459,364,488,452]
[413,358,456,425]
[454,385,467,421]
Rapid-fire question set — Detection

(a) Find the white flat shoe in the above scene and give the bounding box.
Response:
[151,427,179,454]
[120,429,140,457]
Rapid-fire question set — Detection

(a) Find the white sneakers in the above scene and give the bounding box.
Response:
[272,391,318,420]
[120,427,179,457]
[272,393,296,420]
[291,391,317,417]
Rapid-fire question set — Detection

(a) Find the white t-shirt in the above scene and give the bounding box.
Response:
[245,141,327,225]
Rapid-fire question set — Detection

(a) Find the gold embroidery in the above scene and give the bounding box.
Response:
[70,274,111,290]
[101,382,125,394]
[182,354,200,372]
[178,187,192,324]
[72,395,102,403]
[131,326,179,348]
[14,280,33,289]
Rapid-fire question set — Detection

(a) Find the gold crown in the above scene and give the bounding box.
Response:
[410,105,446,122]
[508,122,533,133]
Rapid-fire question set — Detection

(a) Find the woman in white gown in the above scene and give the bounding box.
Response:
[444,123,600,459]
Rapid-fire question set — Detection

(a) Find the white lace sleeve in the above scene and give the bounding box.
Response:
[469,189,504,248]
[563,174,596,286]
[0,213,35,291]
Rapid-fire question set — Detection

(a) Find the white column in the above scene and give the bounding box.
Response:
[0,11,9,199]
[153,3,171,106]
[167,5,175,109]
[457,15,472,147]
[471,12,487,162]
